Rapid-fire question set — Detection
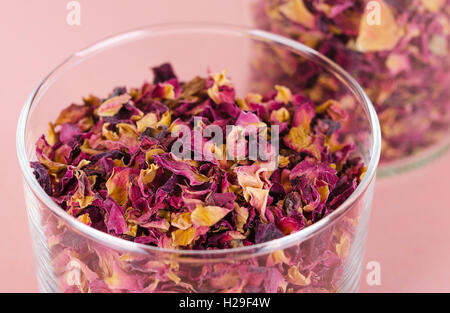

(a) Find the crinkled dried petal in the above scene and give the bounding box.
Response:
[234,165,264,190]
[191,205,231,227]
[103,259,145,291]
[283,125,312,152]
[287,266,311,286]
[46,123,58,146]
[270,107,290,123]
[139,164,159,185]
[104,197,128,235]
[171,227,196,246]
[97,94,131,117]
[234,204,249,233]
[105,167,133,206]
[70,170,95,209]
[55,104,92,125]
[77,213,92,226]
[171,212,193,230]
[278,0,315,29]
[246,187,269,222]
[274,85,292,104]
[336,233,350,258]
[117,123,140,149]
[267,250,290,266]
[136,113,158,132]
[157,110,172,128]
[153,154,209,186]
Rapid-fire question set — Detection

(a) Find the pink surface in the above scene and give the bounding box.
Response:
[1,0,448,292]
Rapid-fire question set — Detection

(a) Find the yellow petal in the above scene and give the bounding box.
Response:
[429,35,448,56]
[268,250,290,266]
[207,84,221,104]
[234,204,249,233]
[274,85,293,104]
[421,0,446,12]
[318,185,330,202]
[207,70,231,104]
[80,139,102,155]
[76,159,91,169]
[106,168,131,206]
[117,123,139,147]
[385,53,410,75]
[102,122,119,141]
[336,234,350,258]
[191,205,230,227]
[38,156,67,175]
[162,84,175,100]
[171,227,196,246]
[270,107,290,123]
[77,213,92,225]
[246,93,263,104]
[167,271,181,284]
[278,155,290,168]
[157,111,172,128]
[245,187,269,222]
[278,0,315,29]
[70,171,95,209]
[125,223,138,237]
[355,0,403,52]
[234,166,264,190]
[287,266,311,286]
[139,164,159,185]
[171,212,193,230]
[47,123,58,146]
[136,113,158,133]
[284,125,312,152]
[211,69,231,87]
[97,94,131,117]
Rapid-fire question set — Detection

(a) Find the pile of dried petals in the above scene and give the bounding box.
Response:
[253,0,450,162]
[31,63,366,251]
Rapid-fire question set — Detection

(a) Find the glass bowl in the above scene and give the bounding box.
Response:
[17,23,381,293]
[250,0,450,177]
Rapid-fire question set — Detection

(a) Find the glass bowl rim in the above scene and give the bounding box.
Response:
[16,22,381,261]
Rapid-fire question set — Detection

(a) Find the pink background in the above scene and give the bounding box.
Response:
[1,0,449,292]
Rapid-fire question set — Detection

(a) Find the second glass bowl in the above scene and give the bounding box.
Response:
[250,0,450,176]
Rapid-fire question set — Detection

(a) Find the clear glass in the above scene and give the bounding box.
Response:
[248,0,450,176]
[17,23,381,293]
